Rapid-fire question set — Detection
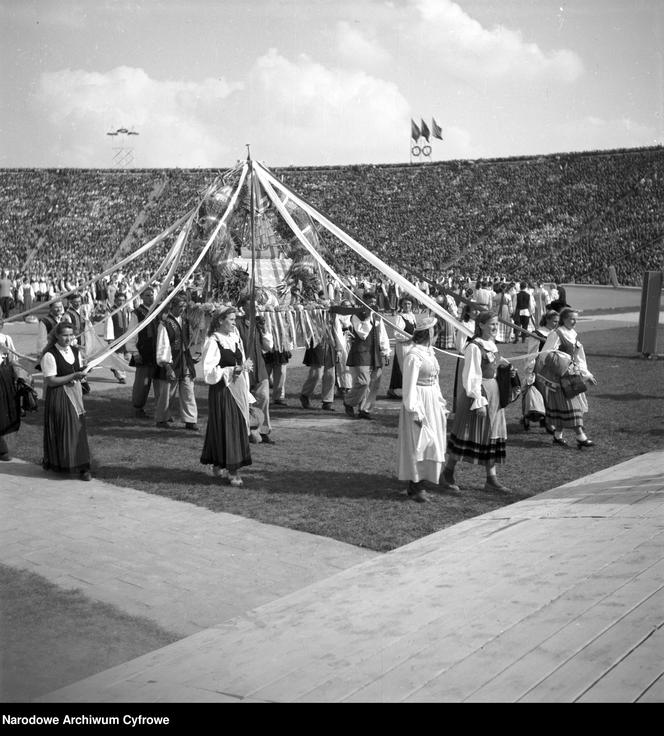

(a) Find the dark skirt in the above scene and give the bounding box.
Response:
[448,379,506,466]
[200,382,252,473]
[388,353,403,391]
[42,387,90,474]
[264,350,291,366]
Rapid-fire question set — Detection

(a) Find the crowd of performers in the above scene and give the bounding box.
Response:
[0,279,596,498]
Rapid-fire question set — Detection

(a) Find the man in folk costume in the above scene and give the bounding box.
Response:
[36,299,66,356]
[513,281,535,343]
[126,286,160,419]
[104,291,131,384]
[154,293,198,430]
[343,293,391,420]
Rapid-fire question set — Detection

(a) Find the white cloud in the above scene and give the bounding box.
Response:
[408,0,583,83]
[335,21,391,70]
[33,67,243,166]
[246,49,410,165]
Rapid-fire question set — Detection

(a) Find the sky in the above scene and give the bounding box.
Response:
[0,0,662,168]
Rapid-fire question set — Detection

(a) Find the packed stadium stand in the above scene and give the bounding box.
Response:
[1,146,662,287]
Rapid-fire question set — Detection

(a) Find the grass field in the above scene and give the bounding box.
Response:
[9,322,664,552]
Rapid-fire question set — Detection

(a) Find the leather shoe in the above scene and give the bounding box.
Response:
[358,410,373,420]
[300,394,312,409]
[576,438,595,448]
[484,478,510,493]
[260,434,276,445]
[440,468,460,492]
[155,421,173,429]
[408,482,428,503]
[553,435,568,447]
[134,408,150,419]
[80,470,92,481]
[321,402,335,411]
[0,453,11,461]
[343,403,356,418]
[185,423,199,431]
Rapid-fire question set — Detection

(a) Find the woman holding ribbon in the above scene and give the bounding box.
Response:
[443,310,511,493]
[200,306,254,487]
[41,322,92,481]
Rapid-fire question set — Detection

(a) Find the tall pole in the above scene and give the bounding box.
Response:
[247,145,257,352]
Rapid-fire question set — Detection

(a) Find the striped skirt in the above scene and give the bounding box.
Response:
[538,378,587,428]
[448,377,507,465]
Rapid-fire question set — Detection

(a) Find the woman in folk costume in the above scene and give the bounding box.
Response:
[387,296,417,399]
[41,322,92,481]
[522,310,559,432]
[443,310,511,493]
[494,283,513,344]
[397,315,448,503]
[200,306,254,487]
[539,307,597,449]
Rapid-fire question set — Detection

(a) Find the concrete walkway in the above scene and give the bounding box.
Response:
[0,459,377,637]
[37,450,664,703]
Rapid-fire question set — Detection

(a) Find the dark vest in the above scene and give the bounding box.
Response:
[515,290,531,311]
[555,329,578,359]
[48,345,82,378]
[112,309,129,340]
[134,304,158,365]
[159,313,195,379]
[347,318,382,368]
[40,315,59,335]
[65,308,86,346]
[467,339,498,379]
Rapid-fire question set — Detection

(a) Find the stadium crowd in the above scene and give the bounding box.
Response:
[1,146,662,306]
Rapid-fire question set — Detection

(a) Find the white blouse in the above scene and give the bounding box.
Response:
[202,330,245,386]
[542,326,593,379]
[462,338,498,410]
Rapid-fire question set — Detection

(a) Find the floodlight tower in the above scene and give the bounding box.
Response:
[106,127,140,168]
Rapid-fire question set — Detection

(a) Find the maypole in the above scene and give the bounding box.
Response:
[247,144,257,352]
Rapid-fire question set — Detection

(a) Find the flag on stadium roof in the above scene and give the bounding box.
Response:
[411,119,421,141]
[432,118,443,140]
[420,119,430,142]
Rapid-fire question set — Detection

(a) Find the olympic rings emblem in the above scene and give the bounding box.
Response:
[411,145,432,157]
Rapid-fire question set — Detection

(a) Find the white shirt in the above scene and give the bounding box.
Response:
[202,330,245,386]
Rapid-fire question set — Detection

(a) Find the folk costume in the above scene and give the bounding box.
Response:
[539,326,594,429]
[447,337,507,466]
[301,316,337,409]
[41,344,91,475]
[200,330,252,474]
[126,303,160,414]
[344,310,391,416]
[155,310,198,426]
[397,343,447,484]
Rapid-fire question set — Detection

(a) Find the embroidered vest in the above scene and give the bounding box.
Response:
[161,314,195,379]
[347,319,382,367]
